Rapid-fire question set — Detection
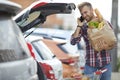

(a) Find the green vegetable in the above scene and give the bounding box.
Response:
[88,21,99,28]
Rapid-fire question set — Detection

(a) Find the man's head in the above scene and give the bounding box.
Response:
[78,2,95,22]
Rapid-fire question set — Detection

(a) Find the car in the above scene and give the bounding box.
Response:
[26,28,86,67]
[41,38,81,76]
[25,28,86,76]
[26,35,63,80]
[25,27,85,50]
[26,35,82,79]
[0,1,38,80]
[27,42,56,80]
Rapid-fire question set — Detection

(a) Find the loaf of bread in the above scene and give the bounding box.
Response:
[94,8,103,22]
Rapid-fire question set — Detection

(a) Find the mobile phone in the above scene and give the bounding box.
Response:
[80,16,84,22]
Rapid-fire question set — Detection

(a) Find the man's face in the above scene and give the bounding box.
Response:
[80,6,94,22]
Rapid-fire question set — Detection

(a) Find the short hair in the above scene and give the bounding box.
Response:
[78,2,93,11]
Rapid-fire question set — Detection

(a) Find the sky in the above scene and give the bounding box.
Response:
[43,0,119,26]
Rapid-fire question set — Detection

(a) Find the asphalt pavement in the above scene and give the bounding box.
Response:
[111,72,120,80]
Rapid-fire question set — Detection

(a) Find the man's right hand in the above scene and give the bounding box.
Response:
[77,18,84,27]
[72,17,85,38]
[72,18,84,38]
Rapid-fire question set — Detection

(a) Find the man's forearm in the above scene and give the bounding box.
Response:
[70,26,82,45]
[72,26,81,38]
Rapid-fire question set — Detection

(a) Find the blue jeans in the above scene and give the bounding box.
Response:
[84,63,112,80]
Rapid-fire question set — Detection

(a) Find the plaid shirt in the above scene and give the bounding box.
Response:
[71,23,111,67]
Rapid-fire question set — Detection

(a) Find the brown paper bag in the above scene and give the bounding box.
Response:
[87,20,117,51]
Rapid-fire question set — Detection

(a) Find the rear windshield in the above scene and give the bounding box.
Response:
[32,40,55,60]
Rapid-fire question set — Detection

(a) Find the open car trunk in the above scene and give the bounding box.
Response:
[14,1,75,32]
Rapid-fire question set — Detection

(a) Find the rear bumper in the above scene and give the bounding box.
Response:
[30,74,38,80]
[0,57,38,80]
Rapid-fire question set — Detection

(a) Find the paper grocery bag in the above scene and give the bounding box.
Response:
[87,20,117,51]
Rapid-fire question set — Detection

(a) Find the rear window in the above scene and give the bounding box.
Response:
[32,40,55,60]
[58,42,79,54]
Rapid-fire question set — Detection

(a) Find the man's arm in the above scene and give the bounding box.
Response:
[70,31,82,45]
[72,26,81,38]
[70,18,84,45]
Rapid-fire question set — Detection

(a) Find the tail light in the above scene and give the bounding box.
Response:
[39,62,56,80]
[80,67,84,70]
[27,42,35,59]
[61,58,75,64]
[68,56,80,64]
[80,67,84,74]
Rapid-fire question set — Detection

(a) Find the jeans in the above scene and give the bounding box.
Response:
[84,63,112,80]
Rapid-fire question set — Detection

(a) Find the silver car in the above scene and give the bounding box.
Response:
[0,1,38,80]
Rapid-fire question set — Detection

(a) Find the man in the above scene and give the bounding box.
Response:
[71,2,112,80]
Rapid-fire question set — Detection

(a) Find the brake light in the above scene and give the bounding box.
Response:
[27,42,35,59]
[61,58,75,64]
[68,57,80,64]
[68,58,75,64]
[80,67,84,70]
[39,62,56,80]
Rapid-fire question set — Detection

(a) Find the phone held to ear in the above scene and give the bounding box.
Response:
[80,16,84,22]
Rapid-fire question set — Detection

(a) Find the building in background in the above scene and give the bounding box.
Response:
[56,12,77,30]
[42,12,77,30]
[42,15,63,29]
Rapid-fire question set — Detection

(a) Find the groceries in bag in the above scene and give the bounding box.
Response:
[87,8,117,51]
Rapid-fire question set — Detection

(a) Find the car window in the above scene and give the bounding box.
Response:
[32,40,55,60]
[59,41,80,54]
[29,43,43,61]
[17,11,41,27]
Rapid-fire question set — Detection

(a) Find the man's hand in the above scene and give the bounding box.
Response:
[77,18,84,27]
[72,18,84,38]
